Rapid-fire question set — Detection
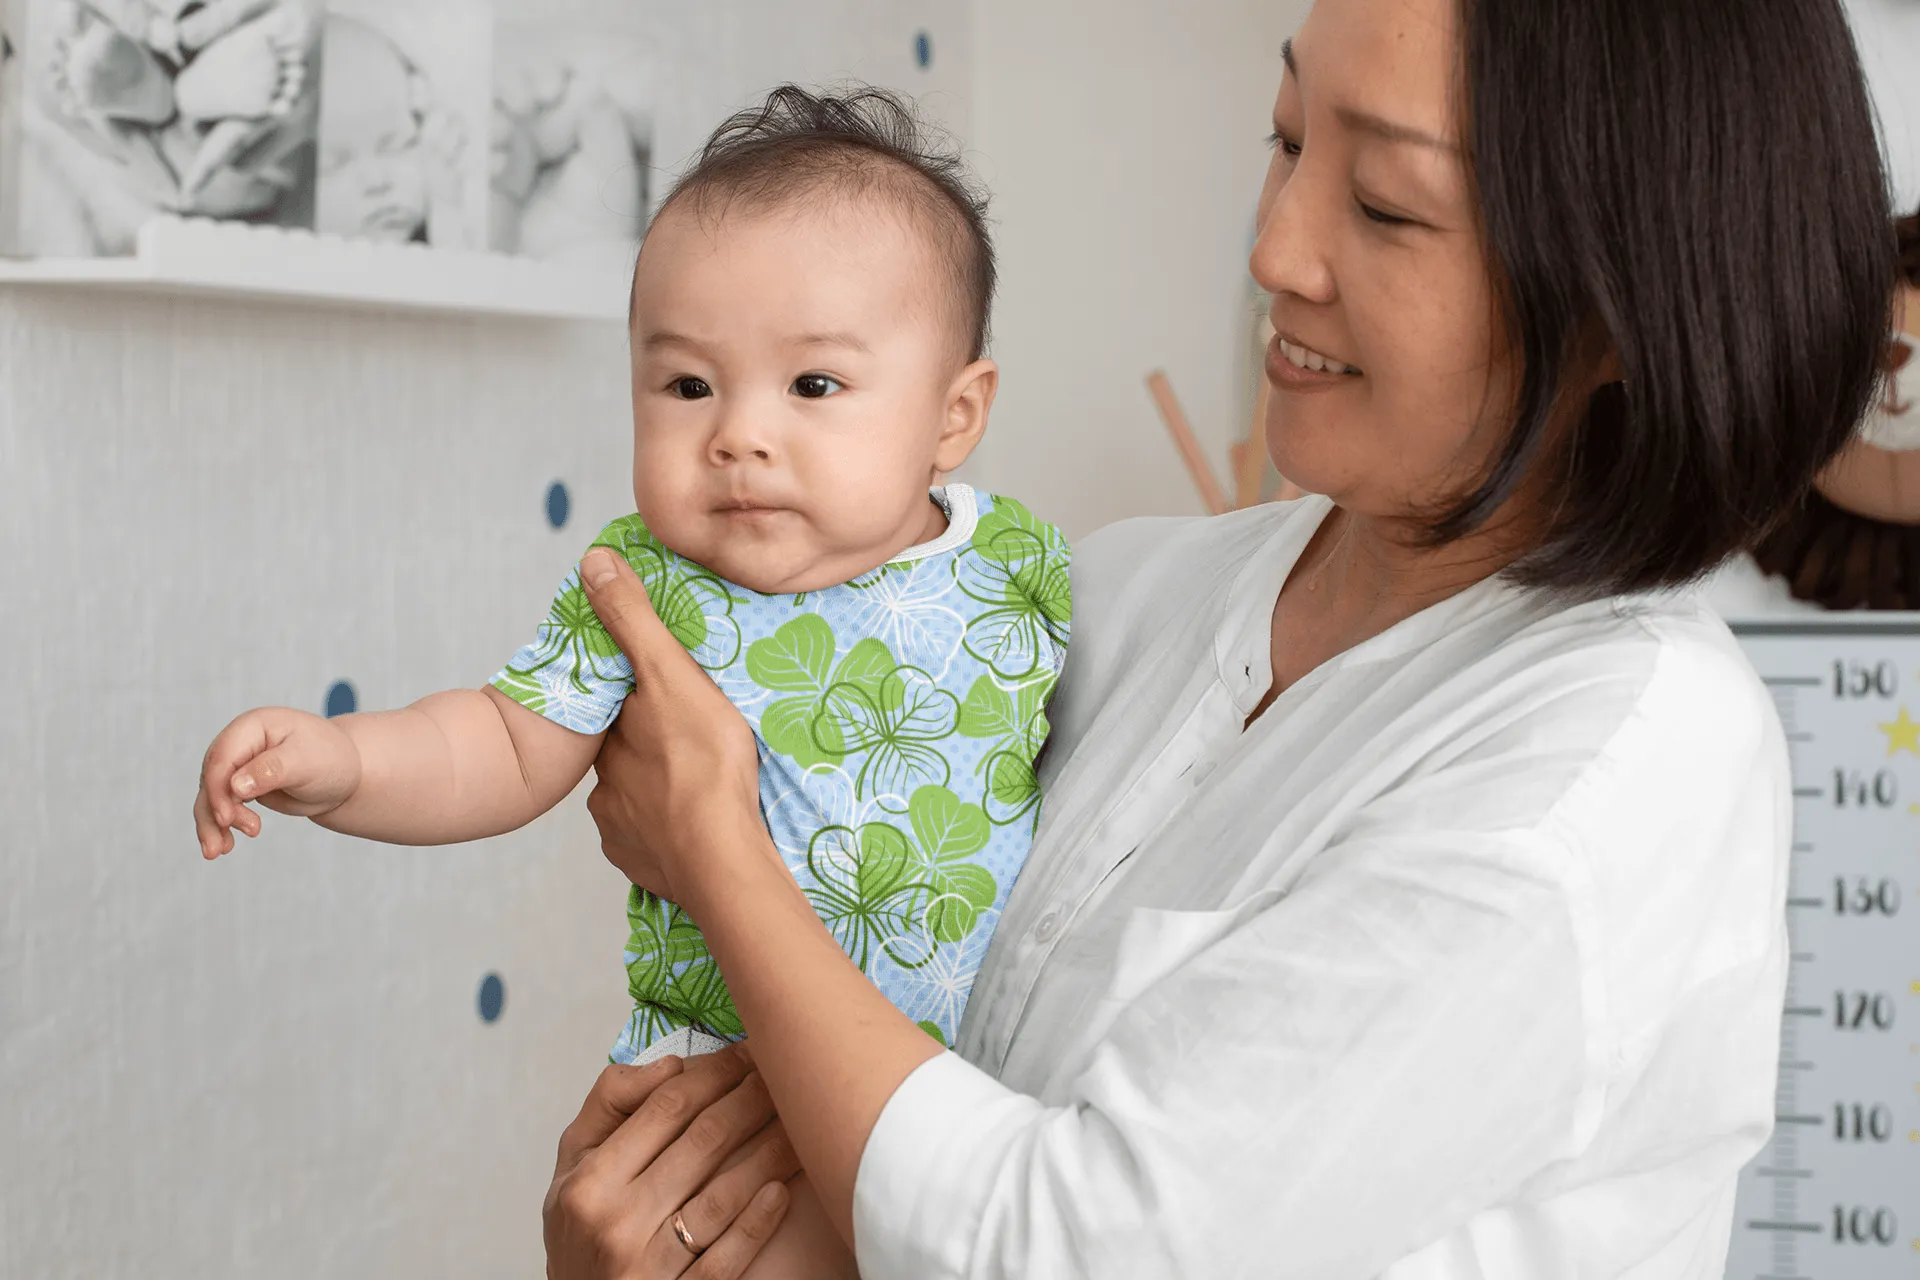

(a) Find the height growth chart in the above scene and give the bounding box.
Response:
[1725,618,1920,1280]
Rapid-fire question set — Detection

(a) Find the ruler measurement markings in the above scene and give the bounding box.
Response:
[1730,621,1920,1280]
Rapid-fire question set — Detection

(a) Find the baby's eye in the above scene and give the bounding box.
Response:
[670,376,713,399]
[791,374,843,399]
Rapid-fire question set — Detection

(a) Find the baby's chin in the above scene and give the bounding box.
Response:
[654,525,869,595]
[638,500,908,594]
[701,546,883,596]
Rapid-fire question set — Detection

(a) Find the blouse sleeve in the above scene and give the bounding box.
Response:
[852,821,1606,1279]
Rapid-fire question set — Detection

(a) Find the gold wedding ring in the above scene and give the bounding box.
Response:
[671,1211,703,1256]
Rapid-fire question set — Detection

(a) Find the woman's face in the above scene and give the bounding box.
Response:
[1253,0,1509,521]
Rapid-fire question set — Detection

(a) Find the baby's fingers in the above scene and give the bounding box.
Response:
[231,746,315,812]
[193,786,237,859]
[231,736,355,816]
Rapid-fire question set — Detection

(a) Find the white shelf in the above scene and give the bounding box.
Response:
[0,217,628,321]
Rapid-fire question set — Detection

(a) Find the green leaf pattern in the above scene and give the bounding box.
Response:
[490,494,1071,1061]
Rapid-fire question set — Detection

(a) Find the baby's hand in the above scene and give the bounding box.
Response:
[193,707,362,859]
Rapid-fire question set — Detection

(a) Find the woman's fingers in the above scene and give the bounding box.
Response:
[683,1182,792,1280]
[553,1055,686,1178]
[658,1122,799,1266]
[629,1067,778,1207]
[593,1048,763,1182]
[578,549,680,682]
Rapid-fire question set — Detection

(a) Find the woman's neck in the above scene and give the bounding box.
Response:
[1251,503,1519,723]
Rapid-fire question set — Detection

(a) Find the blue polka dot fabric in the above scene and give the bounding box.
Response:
[545,482,570,530]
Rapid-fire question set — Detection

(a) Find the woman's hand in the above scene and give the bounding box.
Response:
[577,546,943,1247]
[544,1045,800,1278]
[578,547,769,907]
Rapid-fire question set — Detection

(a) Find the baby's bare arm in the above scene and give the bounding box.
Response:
[736,1173,858,1280]
[317,687,602,844]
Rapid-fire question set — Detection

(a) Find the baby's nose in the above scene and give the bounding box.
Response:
[710,439,773,463]
[708,413,777,463]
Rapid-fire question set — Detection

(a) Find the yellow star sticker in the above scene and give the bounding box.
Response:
[1881,706,1920,756]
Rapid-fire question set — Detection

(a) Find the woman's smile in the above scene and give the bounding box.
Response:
[1266,333,1363,394]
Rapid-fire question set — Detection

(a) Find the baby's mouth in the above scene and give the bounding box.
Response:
[714,499,786,518]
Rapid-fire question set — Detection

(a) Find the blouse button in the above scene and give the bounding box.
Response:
[1034,911,1061,942]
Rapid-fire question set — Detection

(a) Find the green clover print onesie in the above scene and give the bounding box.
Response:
[490,485,1072,1063]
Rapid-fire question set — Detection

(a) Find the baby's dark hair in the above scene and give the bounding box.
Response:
[639,84,996,362]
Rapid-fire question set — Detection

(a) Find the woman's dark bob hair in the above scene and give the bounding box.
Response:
[1446,0,1898,597]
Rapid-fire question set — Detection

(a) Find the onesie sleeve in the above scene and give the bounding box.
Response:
[1043,519,1073,677]
[488,518,644,735]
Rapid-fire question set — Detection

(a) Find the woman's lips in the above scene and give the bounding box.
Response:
[1266,335,1361,393]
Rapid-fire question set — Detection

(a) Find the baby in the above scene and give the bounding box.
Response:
[192,84,1071,1068]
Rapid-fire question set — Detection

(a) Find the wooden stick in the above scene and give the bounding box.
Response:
[1146,370,1230,516]
[1232,374,1270,509]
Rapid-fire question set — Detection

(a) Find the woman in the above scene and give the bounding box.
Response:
[541,0,1895,1274]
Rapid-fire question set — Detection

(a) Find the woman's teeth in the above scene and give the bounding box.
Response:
[1279,337,1358,375]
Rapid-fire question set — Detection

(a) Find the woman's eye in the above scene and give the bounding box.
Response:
[1268,130,1302,160]
[669,377,713,399]
[1358,201,1411,227]
[791,374,843,399]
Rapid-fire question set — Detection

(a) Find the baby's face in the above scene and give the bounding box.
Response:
[316,16,428,240]
[628,198,983,594]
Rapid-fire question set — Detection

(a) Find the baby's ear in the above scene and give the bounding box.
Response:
[937,358,998,472]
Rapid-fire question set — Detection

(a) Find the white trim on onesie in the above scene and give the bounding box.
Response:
[889,484,978,564]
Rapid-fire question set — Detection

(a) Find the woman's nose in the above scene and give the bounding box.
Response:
[1250,158,1338,307]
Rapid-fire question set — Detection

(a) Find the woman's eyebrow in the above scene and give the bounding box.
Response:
[1281,37,1458,155]
[1336,107,1457,154]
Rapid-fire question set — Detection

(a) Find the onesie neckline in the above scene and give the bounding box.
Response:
[886,484,979,565]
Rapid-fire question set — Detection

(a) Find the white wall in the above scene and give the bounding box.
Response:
[0,0,1301,1274]
[963,0,1298,535]
[1848,0,1920,212]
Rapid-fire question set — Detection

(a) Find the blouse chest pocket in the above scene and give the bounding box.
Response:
[1043,889,1290,1093]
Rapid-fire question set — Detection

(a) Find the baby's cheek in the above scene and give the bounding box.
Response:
[630,466,690,539]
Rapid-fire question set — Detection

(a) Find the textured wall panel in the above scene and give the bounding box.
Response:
[0,288,642,1276]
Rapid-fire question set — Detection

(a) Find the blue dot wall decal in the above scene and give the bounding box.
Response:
[915,31,932,68]
[545,480,571,529]
[478,972,505,1023]
[324,681,357,718]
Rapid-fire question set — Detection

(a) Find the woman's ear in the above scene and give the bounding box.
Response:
[935,358,998,474]
[1577,311,1624,391]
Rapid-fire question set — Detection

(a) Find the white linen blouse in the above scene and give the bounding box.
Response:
[851,496,1791,1279]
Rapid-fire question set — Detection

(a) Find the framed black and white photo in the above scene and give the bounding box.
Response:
[315,0,490,250]
[1,0,322,257]
[488,23,657,275]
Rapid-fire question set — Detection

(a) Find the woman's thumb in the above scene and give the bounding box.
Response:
[579,548,670,665]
